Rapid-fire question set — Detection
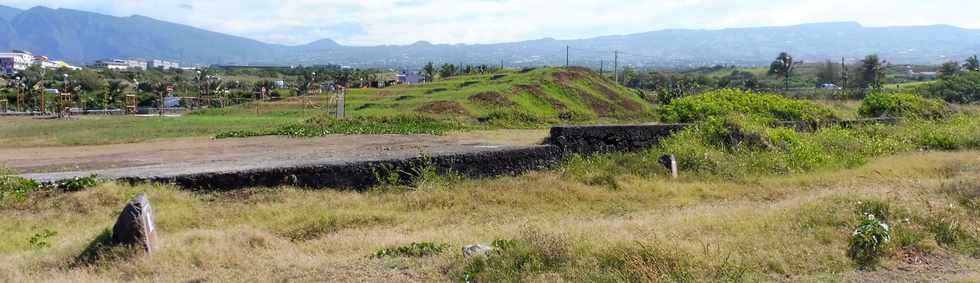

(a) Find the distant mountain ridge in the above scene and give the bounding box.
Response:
[2,5,979,68]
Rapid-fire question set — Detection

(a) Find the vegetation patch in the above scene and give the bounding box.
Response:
[374,242,448,258]
[859,92,951,119]
[658,89,837,123]
[459,230,570,282]
[215,114,461,138]
[468,91,513,107]
[416,101,470,115]
[1,174,100,206]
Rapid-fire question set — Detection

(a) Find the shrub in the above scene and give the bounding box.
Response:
[858,92,951,119]
[374,242,448,258]
[658,89,837,123]
[0,176,40,203]
[847,214,892,266]
[920,71,980,103]
[460,230,570,282]
[54,175,100,192]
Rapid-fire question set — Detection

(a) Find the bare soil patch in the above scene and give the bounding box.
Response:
[416,101,470,115]
[468,91,513,107]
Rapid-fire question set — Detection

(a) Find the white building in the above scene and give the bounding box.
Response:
[0,51,35,75]
[149,59,179,70]
[95,59,146,71]
[94,59,130,70]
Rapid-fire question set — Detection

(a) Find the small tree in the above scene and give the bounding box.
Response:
[858,55,887,91]
[768,52,798,92]
[938,61,961,79]
[103,80,126,109]
[438,63,457,79]
[422,62,436,83]
[963,55,979,72]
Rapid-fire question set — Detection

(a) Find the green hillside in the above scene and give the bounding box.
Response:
[345,67,654,121]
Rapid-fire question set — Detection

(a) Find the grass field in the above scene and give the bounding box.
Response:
[0,115,299,148]
[0,67,658,147]
[1,151,979,281]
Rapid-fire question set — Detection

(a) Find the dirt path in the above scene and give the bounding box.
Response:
[1,130,549,181]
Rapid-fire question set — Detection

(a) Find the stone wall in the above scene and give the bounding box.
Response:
[546,124,691,154]
[118,146,564,191]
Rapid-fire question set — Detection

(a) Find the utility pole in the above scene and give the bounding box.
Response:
[565,45,570,67]
[841,57,848,97]
[614,50,620,84]
[600,60,604,75]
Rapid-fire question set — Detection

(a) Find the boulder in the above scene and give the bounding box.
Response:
[659,154,678,178]
[462,244,495,258]
[111,193,158,253]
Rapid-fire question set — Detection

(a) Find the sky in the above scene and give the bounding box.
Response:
[3,0,980,46]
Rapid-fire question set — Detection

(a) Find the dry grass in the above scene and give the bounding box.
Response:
[2,152,979,282]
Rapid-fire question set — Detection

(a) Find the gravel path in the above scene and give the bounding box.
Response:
[2,133,547,183]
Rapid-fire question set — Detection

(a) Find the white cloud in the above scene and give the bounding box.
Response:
[3,0,980,45]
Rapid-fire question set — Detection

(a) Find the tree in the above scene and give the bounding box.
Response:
[939,61,961,79]
[439,63,458,79]
[768,52,798,91]
[422,62,436,83]
[103,80,126,109]
[858,55,887,90]
[816,60,841,86]
[965,55,980,72]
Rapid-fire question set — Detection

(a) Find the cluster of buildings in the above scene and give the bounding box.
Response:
[94,58,180,71]
[0,49,187,76]
[0,50,81,75]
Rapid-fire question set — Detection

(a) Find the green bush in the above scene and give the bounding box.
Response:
[920,71,980,103]
[848,214,892,266]
[859,92,951,119]
[0,176,40,203]
[658,89,837,123]
[55,175,100,192]
[374,242,448,258]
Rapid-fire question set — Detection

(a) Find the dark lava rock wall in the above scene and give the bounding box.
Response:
[546,124,691,154]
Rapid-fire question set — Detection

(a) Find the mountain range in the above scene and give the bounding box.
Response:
[2,5,980,68]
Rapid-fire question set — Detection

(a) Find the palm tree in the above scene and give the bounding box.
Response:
[965,55,980,72]
[768,52,798,92]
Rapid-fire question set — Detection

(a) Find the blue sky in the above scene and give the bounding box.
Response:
[3,0,980,46]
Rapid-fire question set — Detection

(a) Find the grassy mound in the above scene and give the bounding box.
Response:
[346,67,654,123]
[859,92,951,119]
[658,89,837,123]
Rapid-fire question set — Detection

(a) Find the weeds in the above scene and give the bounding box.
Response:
[848,214,892,267]
[460,229,570,282]
[28,229,57,249]
[373,242,448,258]
[216,114,461,138]
[0,175,40,203]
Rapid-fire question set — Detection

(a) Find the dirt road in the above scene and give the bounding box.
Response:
[2,130,549,182]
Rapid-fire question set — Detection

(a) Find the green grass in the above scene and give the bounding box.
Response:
[0,67,658,147]
[0,114,299,148]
